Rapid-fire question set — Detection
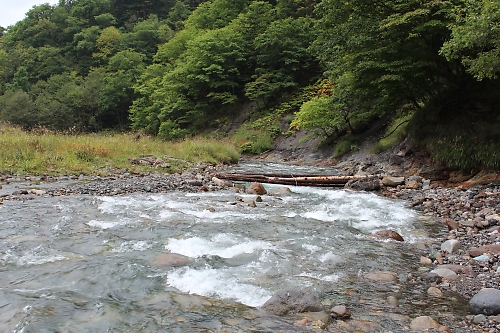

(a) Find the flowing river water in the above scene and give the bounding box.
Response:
[0,162,468,332]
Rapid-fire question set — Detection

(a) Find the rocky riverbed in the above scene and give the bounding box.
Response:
[2,155,500,332]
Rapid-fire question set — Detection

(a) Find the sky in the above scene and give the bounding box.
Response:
[1,0,58,28]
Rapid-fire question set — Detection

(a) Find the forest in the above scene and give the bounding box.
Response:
[0,0,499,171]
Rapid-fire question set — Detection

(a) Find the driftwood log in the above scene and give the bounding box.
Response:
[216,173,369,187]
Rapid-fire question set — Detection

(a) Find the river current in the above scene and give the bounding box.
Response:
[0,162,467,332]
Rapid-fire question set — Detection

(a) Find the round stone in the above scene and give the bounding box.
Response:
[469,289,500,315]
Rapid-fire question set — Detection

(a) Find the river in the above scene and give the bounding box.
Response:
[0,162,468,332]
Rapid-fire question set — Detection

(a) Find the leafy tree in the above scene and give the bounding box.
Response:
[130,64,170,134]
[94,13,117,28]
[7,66,30,92]
[184,0,248,30]
[94,26,121,60]
[154,28,197,63]
[31,46,69,81]
[99,50,146,128]
[441,0,500,80]
[313,0,458,124]
[73,25,102,72]
[0,90,37,127]
[158,26,247,126]
[246,17,319,101]
[119,15,165,61]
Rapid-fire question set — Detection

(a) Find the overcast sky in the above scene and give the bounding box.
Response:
[2,0,58,28]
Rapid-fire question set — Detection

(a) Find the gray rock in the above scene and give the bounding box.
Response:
[268,186,292,195]
[429,268,457,280]
[381,176,405,187]
[420,272,442,284]
[261,289,324,316]
[472,314,487,324]
[440,239,462,254]
[469,289,500,315]
[345,177,380,191]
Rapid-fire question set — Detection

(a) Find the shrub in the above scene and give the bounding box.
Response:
[158,120,189,141]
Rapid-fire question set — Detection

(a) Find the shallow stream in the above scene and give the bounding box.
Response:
[0,163,468,332]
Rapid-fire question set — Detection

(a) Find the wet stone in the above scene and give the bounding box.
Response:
[261,289,324,316]
[371,230,404,242]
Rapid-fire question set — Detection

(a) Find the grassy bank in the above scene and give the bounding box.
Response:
[0,125,240,176]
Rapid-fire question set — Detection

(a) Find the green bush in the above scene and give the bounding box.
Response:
[233,126,273,154]
[158,120,189,141]
[333,136,359,157]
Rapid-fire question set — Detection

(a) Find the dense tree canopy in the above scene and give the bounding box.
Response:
[0,0,499,171]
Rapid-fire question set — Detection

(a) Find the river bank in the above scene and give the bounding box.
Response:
[1,153,500,331]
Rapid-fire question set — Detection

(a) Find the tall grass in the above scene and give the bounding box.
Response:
[370,114,411,154]
[0,124,240,175]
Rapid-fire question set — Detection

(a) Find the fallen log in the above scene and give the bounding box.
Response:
[216,173,369,187]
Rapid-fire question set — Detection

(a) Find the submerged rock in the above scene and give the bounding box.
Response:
[363,272,398,283]
[372,230,404,242]
[420,272,443,284]
[429,268,458,280]
[153,253,194,267]
[268,186,292,195]
[261,289,324,316]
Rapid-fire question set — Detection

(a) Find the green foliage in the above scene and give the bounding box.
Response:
[158,119,189,141]
[314,0,457,119]
[0,90,37,127]
[333,136,359,158]
[247,17,318,101]
[233,125,273,154]
[440,0,500,80]
[185,0,248,30]
[291,96,343,139]
[428,136,500,171]
[7,66,30,92]
[370,114,412,154]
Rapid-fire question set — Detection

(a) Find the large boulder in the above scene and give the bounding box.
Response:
[261,289,324,316]
[246,182,267,195]
[469,289,500,315]
[345,177,380,191]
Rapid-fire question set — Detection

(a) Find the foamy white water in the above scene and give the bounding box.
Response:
[0,163,444,332]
